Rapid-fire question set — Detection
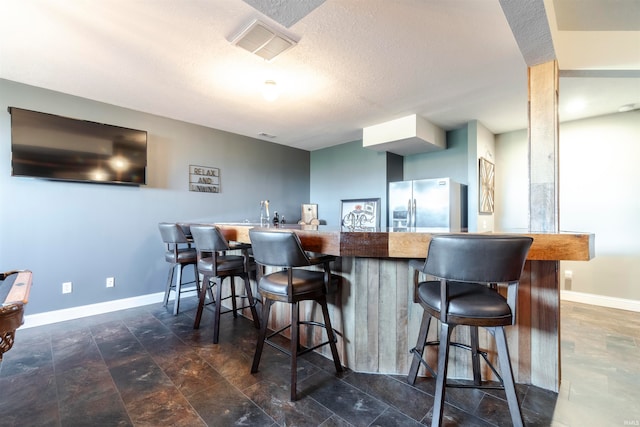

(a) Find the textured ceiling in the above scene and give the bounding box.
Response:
[242,0,326,28]
[0,0,638,152]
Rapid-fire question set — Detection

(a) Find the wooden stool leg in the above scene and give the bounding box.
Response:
[230,277,238,318]
[242,274,260,329]
[408,309,432,385]
[251,299,272,374]
[206,277,215,303]
[494,326,524,427]
[173,264,183,316]
[213,277,224,344]
[432,322,452,427]
[193,264,201,298]
[470,326,482,386]
[319,296,342,373]
[290,301,300,401]
[193,274,210,329]
[163,265,174,307]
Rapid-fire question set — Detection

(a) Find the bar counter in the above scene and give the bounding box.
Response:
[212,223,595,392]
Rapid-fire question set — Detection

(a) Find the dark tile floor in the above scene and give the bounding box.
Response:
[0,298,638,426]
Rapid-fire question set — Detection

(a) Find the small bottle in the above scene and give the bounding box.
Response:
[259,201,266,225]
[272,211,280,226]
[280,215,286,224]
[260,200,270,226]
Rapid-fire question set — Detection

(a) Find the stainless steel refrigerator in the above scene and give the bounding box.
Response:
[388,177,467,231]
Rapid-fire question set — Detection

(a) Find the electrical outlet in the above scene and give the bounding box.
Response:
[106,277,115,288]
[62,281,72,294]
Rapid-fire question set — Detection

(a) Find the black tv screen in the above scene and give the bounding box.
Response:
[9,107,147,186]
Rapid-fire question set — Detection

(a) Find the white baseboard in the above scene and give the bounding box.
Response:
[22,291,172,329]
[561,290,640,313]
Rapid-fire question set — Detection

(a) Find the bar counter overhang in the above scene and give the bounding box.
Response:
[212,223,595,393]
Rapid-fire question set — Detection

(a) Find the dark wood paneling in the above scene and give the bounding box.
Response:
[340,231,389,257]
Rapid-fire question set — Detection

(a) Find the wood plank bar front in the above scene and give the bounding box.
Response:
[213,224,594,392]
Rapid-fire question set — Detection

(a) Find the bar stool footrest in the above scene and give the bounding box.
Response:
[409,340,503,385]
[264,321,339,358]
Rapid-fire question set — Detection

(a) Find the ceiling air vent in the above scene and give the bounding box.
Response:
[231,20,298,61]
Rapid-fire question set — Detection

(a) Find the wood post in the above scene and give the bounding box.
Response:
[528,60,559,233]
[528,60,561,391]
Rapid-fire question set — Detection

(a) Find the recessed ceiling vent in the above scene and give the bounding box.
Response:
[231,20,298,61]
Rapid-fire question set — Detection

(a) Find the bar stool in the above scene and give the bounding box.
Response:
[158,222,200,316]
[190,225,260,344]
[248,229,343,401]
[407,234,533,427]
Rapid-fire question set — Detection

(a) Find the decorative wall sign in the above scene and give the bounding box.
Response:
[341,198,380,230]
[479,157,495,213]
[189,165,220,193]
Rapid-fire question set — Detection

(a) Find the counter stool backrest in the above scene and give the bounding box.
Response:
[190,225,230,253]
[421,234,533,284]
[158,222,191,246]
[249,230,311,268]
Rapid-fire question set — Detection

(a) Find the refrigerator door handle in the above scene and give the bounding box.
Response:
[412,199,417,227]
[406,199,412,228]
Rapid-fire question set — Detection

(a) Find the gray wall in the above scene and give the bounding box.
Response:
[0,79,310,314]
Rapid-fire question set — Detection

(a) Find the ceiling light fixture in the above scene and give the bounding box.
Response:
[262,80,279,101]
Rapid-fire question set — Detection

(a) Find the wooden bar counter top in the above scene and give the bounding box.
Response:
[212,223,595,392]
[215,223,594,261]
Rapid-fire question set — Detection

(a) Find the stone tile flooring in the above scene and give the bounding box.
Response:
[0,299,638,426]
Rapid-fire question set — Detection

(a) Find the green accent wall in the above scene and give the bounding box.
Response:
[310,141,396,227]
[311,129,472,228]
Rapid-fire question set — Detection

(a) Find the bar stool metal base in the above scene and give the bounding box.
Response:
[251,296,343,401]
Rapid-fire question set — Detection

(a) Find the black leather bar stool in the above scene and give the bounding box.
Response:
[248,229,343,401]
[158,222,200,316]
[407,234,533,427]
[190,225,260,344]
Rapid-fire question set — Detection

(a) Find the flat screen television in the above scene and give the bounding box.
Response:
[9,107,147,186]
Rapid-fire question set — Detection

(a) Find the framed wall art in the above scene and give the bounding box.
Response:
[479,157,495,213]
[340,198,380,229]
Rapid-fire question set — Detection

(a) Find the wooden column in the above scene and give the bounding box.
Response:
[529,60,559,233]
[528,60,561,391]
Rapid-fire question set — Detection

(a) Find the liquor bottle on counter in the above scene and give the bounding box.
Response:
[272,211,280,226]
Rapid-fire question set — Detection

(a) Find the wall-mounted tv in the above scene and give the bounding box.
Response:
[9,107,147,186]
